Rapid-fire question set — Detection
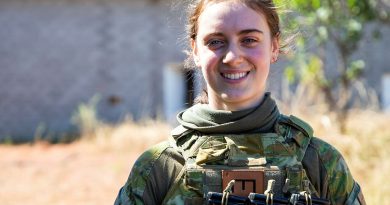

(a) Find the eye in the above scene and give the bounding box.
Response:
[206,39,225,49]
[241,37,258,47]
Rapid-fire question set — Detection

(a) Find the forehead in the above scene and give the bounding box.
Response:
[197,1,269,34]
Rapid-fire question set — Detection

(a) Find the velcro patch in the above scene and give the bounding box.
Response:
[222,169,264,197]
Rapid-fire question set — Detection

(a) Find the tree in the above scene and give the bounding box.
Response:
[276,0,390,133]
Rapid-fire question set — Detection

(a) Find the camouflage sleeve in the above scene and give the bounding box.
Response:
[313,137,366,205]
[114,186,132,205]
[114,141,172,205]
[114,141,185,205]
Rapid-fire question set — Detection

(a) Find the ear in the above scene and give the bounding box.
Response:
[191,39,200,67]
[270,35,280,63]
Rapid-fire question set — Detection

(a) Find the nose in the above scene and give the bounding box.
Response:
[222,44,244,65]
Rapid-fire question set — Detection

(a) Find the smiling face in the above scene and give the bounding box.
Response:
[192,1,279,111]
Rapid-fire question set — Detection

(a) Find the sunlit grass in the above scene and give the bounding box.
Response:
[75,108,389,204]
[285,109,390,205]
[79,118,170,152]
[73,94,389,204]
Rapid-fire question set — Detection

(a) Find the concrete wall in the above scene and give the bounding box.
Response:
[0,0,389,140]
[0,0,187,141]
[359,23,390,99]
[313,22,390,108]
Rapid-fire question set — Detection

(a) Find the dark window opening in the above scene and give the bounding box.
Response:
[185,70,195,107]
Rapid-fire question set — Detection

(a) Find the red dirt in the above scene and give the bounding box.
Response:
[0,142,138,205]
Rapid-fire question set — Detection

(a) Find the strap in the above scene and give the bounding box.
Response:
[288,115,314,137]
[278,115,318,197]
[170,126,200,160]
[171,131,210,164]
[278,115,313,162]
[278,115,313,138]
[161,163,187,204]
[222,180,235,205]
[344,182,366,205]
[264,180,275,205]
[170,125,192,140]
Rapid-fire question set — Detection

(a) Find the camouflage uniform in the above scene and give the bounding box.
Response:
[115,94,365,205]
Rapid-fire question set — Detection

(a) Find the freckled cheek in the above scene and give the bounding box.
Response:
[198,56,218,83]
[202,53,221,71]
[247,49,270,65]
[248,48,265,58]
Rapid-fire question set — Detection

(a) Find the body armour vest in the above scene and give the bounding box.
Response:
[162,115,319,205]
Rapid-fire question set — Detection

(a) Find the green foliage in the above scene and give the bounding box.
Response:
[2,136,13,145]
[277,0,389,132]
[346,60,365,80]
[284,66,296,84]
[71,95,102,136]
[280,0,388,90]
[292,0,374,50]
[34,122,46,142]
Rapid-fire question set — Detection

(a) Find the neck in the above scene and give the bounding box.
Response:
[208,93,265,111]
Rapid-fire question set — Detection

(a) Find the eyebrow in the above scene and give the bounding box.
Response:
[238,29,264,35]
[202,29,264,40]
[204,32,224,38]
[204,29,264,37]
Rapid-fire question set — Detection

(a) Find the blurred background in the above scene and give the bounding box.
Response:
[0,0,389,204]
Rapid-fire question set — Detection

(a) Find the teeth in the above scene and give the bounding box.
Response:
[222,72,248,80]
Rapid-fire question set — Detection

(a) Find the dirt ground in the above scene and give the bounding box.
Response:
[1,112,389,205]
[0,142,137,205]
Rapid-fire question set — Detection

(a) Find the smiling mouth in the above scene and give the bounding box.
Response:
[221,71,250,80]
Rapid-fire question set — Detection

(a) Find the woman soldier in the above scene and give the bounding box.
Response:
[115,0,366,204]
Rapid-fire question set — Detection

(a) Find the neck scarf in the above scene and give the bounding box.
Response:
[177,93,280,134]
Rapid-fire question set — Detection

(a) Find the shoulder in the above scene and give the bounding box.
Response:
[117,141,185,204]
[275,115,313,160]
[133,141,173,171]
[308,137,349,174]
[306,137,357,204]
[278,114,345,168]
[127,140,182,190]
[277,114,314,137]
[309,137,341,157]
[279,115,358,203]
[276,114,313,149]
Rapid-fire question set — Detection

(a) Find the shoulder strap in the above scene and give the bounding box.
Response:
[345,182,366,205]
[277,114,313,162]
[125,141,171,202]
[170,125,209,161]
[288,115,314,137]
[278,115,313,137]
[170,125,192,140]
[277,115,320,195]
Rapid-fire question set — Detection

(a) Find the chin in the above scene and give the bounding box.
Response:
[221,92,246,100]
[221,95,251,105]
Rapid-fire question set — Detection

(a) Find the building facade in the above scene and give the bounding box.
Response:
[0,0,389,141]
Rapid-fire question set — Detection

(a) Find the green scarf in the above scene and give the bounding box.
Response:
[177,93,280,134]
